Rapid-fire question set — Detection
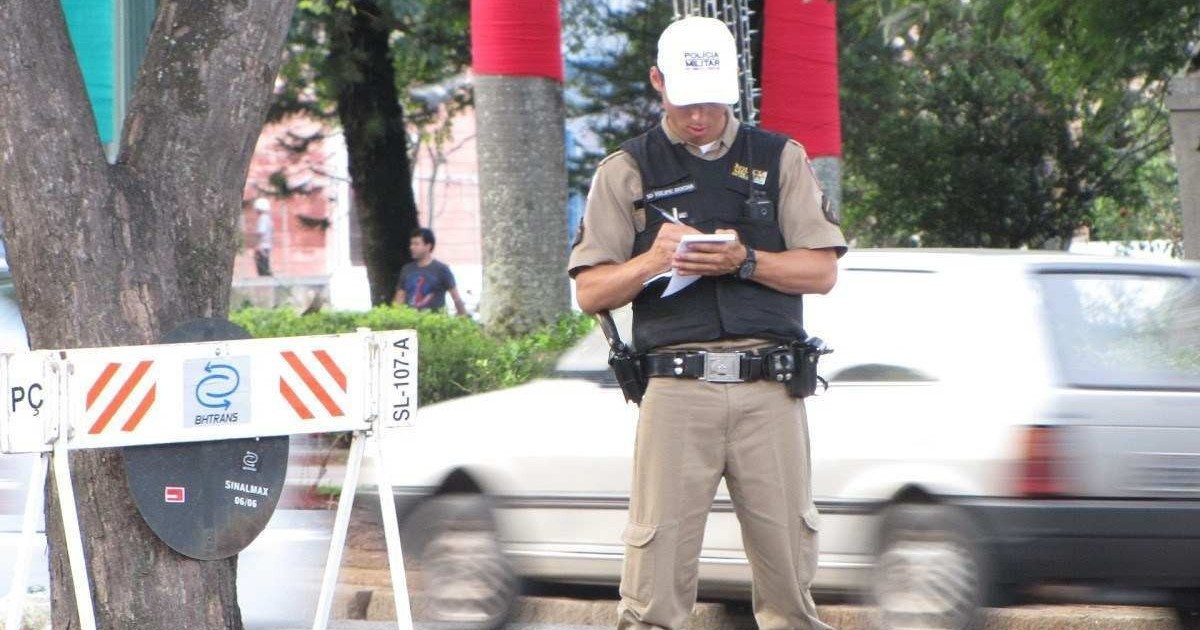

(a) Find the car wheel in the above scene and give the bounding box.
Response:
[416,494,518,630]
[871,503,990,630]
[1172,590,1200,630]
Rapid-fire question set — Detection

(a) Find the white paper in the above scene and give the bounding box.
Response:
[661,233,736,298]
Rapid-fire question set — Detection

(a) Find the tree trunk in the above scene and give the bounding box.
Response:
[329,0,420,306]
[0,1,293,628]
[1168,72,1200,260]
[475,75,571,335]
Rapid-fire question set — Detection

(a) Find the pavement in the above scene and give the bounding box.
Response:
[301,594,1183,630]
[2,595,1185,630]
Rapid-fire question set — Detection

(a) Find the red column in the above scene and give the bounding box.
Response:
[471,0,564,82]
[759,0,841,158]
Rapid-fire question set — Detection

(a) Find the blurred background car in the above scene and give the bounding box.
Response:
[375,249,1200,630]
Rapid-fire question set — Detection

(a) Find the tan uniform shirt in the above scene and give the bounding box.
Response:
[568,113,847,277]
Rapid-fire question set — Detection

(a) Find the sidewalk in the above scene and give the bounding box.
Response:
[5,596,1183,630]
[275,597,1181,630]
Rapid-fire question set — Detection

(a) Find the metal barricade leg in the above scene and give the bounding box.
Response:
[312,430,366,630]
[6,453,48,630]
[52,441,97,630]
[374,433,413,630]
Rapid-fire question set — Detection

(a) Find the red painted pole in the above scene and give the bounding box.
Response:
[759,0,841,158]
[471,0,564,82]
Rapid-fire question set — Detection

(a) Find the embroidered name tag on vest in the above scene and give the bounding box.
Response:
[644,181,697,203]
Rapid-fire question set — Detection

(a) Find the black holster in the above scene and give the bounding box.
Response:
[609,344,646,405]
[596,311,647,405]
[788,337,832,399]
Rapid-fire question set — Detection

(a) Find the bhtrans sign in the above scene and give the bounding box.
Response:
[1,329,417,453]
[1,328,420,630]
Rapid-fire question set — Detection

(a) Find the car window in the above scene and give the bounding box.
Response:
[1038,272,1200,390]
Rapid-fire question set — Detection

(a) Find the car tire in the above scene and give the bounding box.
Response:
[1172,590,1200,630]
[410,493,518,630]
[871,503,990,630]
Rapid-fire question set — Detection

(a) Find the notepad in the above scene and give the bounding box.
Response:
[661,233,737,297]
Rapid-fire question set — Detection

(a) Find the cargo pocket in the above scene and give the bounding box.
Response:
[797,507,821,587]
[619,521,658,605]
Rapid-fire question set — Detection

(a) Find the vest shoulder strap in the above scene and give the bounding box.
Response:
[620,127,689,191]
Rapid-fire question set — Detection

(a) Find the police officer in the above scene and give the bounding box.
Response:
[568,16,847,630]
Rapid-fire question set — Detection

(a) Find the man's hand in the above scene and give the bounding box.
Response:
[672,228,746,277]
[574,222,701,314]
[647,222,702,275]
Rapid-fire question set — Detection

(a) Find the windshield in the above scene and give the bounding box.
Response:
[1039,271,1200,390]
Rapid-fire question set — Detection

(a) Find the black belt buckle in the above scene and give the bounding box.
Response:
[702,352,743,382]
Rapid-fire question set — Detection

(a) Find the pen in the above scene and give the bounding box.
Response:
[651,203,683,225]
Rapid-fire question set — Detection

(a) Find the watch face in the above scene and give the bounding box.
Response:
[737,245,756,279]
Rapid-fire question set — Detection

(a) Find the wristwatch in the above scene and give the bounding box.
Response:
[736,244,757,280]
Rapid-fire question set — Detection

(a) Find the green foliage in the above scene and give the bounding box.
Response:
[1011,1,1200,87]
[230,306,594,405]
[1090,149,1183,248]
[272,0,471,144]
[838,0,1180,248]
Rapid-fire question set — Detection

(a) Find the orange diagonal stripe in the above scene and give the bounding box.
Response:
[281,351,344,416]
[86,363,121,411]
[279,378,314,420]
[121,384,157,432]
[89,361,153,435]
[313,350,347,392]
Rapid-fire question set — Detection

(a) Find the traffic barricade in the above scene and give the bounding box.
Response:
[0,324,418,630]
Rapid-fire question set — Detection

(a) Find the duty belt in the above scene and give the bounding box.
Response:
[640,345,791,383]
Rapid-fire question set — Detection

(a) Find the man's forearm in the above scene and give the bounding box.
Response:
[450,289,467,316]
[752,248,838,295]
[574,254,664,314]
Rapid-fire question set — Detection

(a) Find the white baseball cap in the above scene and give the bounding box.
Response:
[655,16,739,106]
[254,198,270,212]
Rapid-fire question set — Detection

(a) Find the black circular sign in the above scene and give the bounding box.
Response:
[123,318,290,560]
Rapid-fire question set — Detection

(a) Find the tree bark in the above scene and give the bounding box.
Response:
[329,0,420,306]
[475,75,571,335]
[1168,72,1200,260]
[0,1,294,627]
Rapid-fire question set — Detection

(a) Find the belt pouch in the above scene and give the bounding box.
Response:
[610,347,647,405]
[788,338,831,399]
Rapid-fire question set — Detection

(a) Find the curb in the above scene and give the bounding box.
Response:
[4,592,1183,629]
[344,593,1181,630]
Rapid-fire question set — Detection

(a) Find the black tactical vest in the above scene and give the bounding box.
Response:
[622,125,805,351]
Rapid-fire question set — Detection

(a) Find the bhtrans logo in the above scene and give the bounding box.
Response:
[682,50,720,70]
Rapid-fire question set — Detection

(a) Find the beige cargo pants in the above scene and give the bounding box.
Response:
[616,375,830,630]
